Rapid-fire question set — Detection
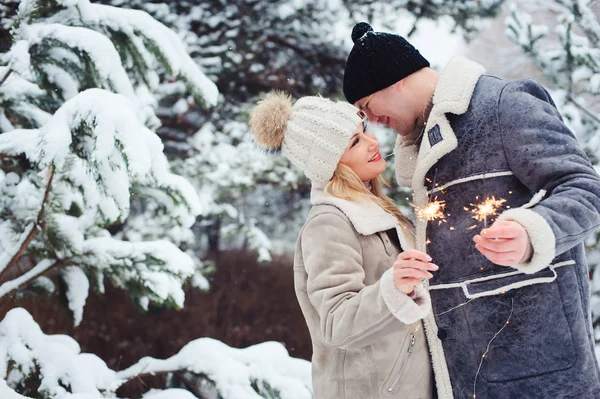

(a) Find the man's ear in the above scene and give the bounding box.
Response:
[386,80,404,97]
[394,79,406,92]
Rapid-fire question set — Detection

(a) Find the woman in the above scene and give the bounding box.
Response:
[249,91,437,399]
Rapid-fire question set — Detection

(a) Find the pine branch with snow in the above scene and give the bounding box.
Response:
[0,89,199,322]
[505,1,600,141]
[171,118,308,257]
[0,308,312,399]
[0,0,217,324]
[1,0,218,133]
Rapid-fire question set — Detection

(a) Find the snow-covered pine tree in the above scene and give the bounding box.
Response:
[0,0,218,320]
[505,0,600,336]
[0,1,311,398]
[99,0,345,257]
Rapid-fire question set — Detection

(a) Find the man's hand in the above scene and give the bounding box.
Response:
[392,249,438,294]
[473,220,531,266]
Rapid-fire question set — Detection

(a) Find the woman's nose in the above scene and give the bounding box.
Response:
[366,135,378,149]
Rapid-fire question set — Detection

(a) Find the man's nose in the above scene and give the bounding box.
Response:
[367,112,380,124]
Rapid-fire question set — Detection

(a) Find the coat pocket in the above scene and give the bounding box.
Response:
[460,264,577,382]
[381,331,416,396]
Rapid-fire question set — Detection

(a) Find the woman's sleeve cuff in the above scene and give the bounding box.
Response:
[380,268,431,324]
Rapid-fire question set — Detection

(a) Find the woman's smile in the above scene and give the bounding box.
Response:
[369,152,382,162]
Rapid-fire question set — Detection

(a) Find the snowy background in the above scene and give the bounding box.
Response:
[0,0,599,398]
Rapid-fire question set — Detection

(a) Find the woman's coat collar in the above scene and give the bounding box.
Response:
[310,187,415,250]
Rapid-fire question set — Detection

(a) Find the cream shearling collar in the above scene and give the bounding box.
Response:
[310,187,415,250]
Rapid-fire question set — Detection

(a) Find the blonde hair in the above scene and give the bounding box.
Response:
[325,164,415,234]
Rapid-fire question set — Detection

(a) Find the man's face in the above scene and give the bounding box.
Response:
[355,84,418,137]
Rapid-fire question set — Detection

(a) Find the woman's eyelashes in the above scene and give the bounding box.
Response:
[351,137,359,147]
[362,123,368,133]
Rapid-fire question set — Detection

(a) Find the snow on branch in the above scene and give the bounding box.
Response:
[17,22,139,108]
[0,308,312,399]
[55,0,219,107]
[34,88,168,222]
[5,0,218,133]
[0,308,122,398]
[39,88,166,177]
[117,338,312,399]
[505,1,600,136]
[0,88,201,319]
[118,173,204,253]
[0,166,54,278]
[0,379,32,399]
[145,172,203,226]
[61,265,89,327]
[74,237,196,309]
[0,259,56,298]
[140,389,198,399]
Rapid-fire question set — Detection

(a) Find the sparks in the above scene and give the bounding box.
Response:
[414,199,447,224]
[466,196,507,227]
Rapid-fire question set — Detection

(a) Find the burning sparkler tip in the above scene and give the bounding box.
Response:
[468,196,507,223]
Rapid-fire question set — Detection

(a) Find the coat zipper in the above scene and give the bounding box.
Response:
[386,333,416,393]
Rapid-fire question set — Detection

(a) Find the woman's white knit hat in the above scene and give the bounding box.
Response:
[249,91,362,185]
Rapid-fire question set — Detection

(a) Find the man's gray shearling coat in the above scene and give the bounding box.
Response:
[293,188,434,398]
[395,55,600,398]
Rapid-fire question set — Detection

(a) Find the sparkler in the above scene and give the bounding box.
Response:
[413,198,447,225]
[465,196,507,228]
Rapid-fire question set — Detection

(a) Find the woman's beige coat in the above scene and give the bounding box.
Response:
[293,188,434,399]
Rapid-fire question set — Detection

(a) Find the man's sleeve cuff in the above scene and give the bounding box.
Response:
[499,208,556,274]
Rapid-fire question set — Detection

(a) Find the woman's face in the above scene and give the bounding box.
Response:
[339,122,387,182]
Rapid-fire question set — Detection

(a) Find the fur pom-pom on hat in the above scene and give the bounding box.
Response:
[249,91,292,150]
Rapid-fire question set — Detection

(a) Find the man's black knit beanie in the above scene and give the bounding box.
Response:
[343,22,430,104]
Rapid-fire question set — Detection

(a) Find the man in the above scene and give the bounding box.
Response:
[343,22,600,399]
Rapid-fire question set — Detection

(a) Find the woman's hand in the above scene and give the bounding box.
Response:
[392,249,438,295]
